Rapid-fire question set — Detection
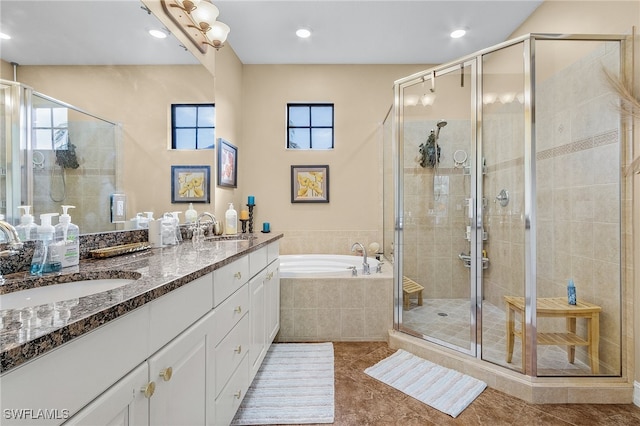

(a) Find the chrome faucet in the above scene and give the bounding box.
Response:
[351,242,370,275]
[0,220,22,250]
[193,212,218,242]
[0,220,23,285]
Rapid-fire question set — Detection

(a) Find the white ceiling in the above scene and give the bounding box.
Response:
[0,0,543,67]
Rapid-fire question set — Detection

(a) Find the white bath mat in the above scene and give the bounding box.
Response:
[364,349,486,418]
[231,343,334,425]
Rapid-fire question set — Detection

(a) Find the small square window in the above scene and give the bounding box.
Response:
[287,103,334,149]
[171,104,215,150]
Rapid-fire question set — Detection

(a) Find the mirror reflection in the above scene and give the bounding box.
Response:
[0,0,213,235]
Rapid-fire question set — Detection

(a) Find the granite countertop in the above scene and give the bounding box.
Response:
[0,233,283,374]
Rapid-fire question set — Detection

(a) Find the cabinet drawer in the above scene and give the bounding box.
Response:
[212,284,249,345]
[267,241,279,264]
[149,273,213,353]
[214,256,249,307]
[214,355,249,426]
[249,247,268,277]
[215,314,250,397]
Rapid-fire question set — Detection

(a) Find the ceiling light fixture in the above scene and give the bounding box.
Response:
[450,29,466,39]
[163,0,230,51]
[296,28,311,39]
[149,29,169,39]
[0,33,11,40]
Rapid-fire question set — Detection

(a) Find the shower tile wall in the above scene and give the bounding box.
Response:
[279,229,381,256]
[402,119,471,299]
[33,121,118,234]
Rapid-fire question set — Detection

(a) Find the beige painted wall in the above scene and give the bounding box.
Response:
[237,64,429,253]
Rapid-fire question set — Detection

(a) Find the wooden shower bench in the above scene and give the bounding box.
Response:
[504,296,601,374]
[402,277,424,310]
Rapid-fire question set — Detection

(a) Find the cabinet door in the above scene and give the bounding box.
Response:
[266,259,281,343]
[249,268,267,381]
[148,312,211,426]
[64,362,149,426]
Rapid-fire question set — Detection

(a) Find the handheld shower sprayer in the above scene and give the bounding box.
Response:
[435,119,448,140]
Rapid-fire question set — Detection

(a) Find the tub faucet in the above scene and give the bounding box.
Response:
[351,242,370,275]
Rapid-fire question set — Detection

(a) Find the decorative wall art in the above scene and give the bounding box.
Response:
[171,165,210,203]
[291,165,329,203]
[217,138,238,188]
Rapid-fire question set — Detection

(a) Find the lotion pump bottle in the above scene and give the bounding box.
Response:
[225,203,237,235]
[16,205,38,241]
[39,213,62,273]
[55,205,80,267]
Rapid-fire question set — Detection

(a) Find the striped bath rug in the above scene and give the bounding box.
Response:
[231,343,334,425]
[364,349,486,418]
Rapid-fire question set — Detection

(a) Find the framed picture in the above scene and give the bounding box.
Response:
[291,165,329,203]
[171,165,210,203]
[217,138,237,188]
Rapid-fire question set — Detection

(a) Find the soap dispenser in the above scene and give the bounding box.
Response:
[55,205,80,267]
[38,213,62,273]
[225,203,237,235]
[185,203,197,223]
[16,205,38,241]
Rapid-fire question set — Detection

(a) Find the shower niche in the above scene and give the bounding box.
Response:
[387,33,630,381]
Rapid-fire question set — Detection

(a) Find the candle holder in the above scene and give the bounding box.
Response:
[240,219,249,233]
[247,204,255,233]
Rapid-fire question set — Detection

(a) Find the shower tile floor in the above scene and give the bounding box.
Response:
[402,298,594,375]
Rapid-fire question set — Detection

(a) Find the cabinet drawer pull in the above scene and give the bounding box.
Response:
[267,272,274,280]
[159,367,173,382]
[234,390,242,399]
[234,306,242,314]
[234,345,242,354]
[234,271,242,280]
[141,381,156,398]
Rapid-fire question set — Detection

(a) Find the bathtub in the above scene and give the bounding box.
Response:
[278,254,392,342]
[279,254,380,278]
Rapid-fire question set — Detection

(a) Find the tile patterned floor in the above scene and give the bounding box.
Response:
[402,298,595,375]
[307,342,640,426]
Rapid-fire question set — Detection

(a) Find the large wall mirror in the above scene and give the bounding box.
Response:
[0,0,215,234]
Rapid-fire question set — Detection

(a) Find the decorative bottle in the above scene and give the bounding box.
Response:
[225,203,237,235]
[567,279,577,305]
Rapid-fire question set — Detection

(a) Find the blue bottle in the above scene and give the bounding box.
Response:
[567,279,577,305]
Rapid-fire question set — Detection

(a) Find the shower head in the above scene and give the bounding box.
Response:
[435,119,447,139]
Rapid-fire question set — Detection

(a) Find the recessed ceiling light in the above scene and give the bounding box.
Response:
[149,29,168,39]
[450,29,466,39]
[0,32,11,40]
[296,28,311,39]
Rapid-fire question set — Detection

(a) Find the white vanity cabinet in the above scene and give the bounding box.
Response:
[63,362,150,426]
[248,242,280,381]
[1,239,281,426]
[211,256,251,426]
[62,273,214,426]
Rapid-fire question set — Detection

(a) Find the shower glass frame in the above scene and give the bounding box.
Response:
[392,33,628,377]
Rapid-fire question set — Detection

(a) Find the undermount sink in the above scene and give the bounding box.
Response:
[0,277,138,311]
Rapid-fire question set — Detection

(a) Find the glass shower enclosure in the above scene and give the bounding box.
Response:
[388,34,630,377]
[1,79,121,234]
